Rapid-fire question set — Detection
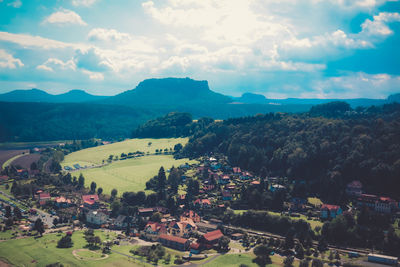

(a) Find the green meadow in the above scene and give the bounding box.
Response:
[74,155,196,195]
[0,230,145,267]
[62,138,196,195]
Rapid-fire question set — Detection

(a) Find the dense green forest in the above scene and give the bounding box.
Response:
[179,102,400,201]
[0,102,156,142]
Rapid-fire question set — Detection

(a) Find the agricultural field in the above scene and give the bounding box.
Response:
[62,138,195,195]
[0,230,145,267]
[72,155,196,195]
[62,138,188,167]
[0,149,29,170]
[9,153,41,169]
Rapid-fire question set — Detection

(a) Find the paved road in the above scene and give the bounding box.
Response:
[29,209,57,228]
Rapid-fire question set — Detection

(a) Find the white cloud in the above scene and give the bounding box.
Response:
[0,49,24,69]
[7,0,21,8]
[82,69,104,80]
[361,12,400,36]
[36,58,76,72]
[43,9,87,26]
[88,28,131,42]
[71,0,97,7]
[311,72,400,98]
[0,31,87,50]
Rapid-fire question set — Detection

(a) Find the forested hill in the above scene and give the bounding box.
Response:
[181,102,400,202]
[0,102,156,142]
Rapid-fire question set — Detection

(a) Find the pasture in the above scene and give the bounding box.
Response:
[62,138,194,195]
[0,149,29,169]
[0,230,144,267]
[73,155,196,195]
[62,138,188,166]
[9,153,41,169]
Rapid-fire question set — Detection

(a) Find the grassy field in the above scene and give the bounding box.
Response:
[202,253,282,267]
[62,138,194,195]
[73,155,196,195]
[62,138,188,166]
[0,230,147,267]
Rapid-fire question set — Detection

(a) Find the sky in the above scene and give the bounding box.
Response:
[0,0,399,98]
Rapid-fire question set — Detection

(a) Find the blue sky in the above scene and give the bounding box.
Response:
[0,0,399,98]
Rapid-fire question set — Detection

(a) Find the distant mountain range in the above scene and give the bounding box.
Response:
[0,89,107,103]
[1,77,399,142]
[1,78,398,109]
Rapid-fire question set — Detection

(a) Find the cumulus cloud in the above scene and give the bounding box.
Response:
[361,12,400,36]
[71,0,97,7]
[43,9,87,26]
[75,47,111,72]
[36,58,76,72]
[0,49,24,69]
[82,69,104,80]
[88,28,131,42]
[311,72,400,98]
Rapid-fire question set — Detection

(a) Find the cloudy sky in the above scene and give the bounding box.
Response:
[0,0,399,98]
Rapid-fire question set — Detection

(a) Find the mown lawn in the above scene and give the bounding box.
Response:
[0,230,146,267]
[202,253,281,267]
[73,155,196,195]
[62,138,189,166]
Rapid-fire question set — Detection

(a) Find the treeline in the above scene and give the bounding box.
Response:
[182,102,400,202]
[321,209,400,256]
[0,102,157,142]
[132,112,214,138]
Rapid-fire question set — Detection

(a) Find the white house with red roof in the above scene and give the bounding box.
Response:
[193,198,211,208]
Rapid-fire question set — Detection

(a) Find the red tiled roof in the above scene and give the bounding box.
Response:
[159,234,188,244]
[190,242,200,249]
[321,204,340,211]
[251,180,260,185]
[233,167,241,173]
[82,194,99,205]
[0,175,8,180]
[39,193,51,199]
[55,196,71,203]
[203,229,223,242]
[138,208,154,213]
[194,199,211,205]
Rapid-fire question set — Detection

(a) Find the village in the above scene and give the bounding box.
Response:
[1,151,400,266]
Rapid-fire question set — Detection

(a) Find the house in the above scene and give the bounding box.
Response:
[375,197,397,213]
[142,221,167,241]
[181,210,201,223]
[196,222,218,232]
[190,242,201,254]
[0,175,9,182]
[158,234,190,251]
[169,218,197,237]
[270,184,286,192]
[86,210,108,226]
[320,204,342,219]
[16,169,28,178]
[251,180,260,186]
[138,208,154,218]
[199,229,224,249]
[221,190,232,201]
[231,233,244,240]
[357,194,378,209]
[232,167,241,174]
[38,192,51,206]
[193,198,211,208]
[346,181,363,196]
[240,172,252,180]
[113,215,131,229]
[54,196,72,208]
[218,175,230,184]
[82,194,99,209]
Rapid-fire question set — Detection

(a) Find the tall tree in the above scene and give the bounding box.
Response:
[34,218,45,236]
[90,181,97,193]
[78,174,85,189]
